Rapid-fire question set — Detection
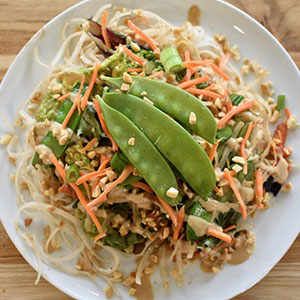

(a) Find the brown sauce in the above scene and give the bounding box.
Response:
[187,5,201,26]
[134,275,154,300]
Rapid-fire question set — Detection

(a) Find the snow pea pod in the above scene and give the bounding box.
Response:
[101,76,217,144]
[103,92,216,199]
[95,95,181,206]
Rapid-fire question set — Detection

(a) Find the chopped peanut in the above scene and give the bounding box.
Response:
[166,187,178,198]
[1,135,12,145]
[128,137,135,146]
[104,285,114,299]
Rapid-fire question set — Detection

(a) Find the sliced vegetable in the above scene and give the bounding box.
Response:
[36,92,63,122]
[66,164,80,183]
[101,76,217,143]
[160,46,183,73]
[216,126,233,141]
[229,94,244,106]
[276,95,286,111]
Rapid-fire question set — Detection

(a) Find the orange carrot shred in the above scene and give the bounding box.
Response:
[183,60,213,68]
[81,63,100,111]
[122,46,145,65]
[147,71,164,79]
[219,53,231,72]
[76,165,111,185]
[207,227,232,243]
[217,100,254,127]
[285,107,291,120]
[127,20,157,51]
[127,67,143,73]
[185,88,222,99]
[87,165,134,207]
[255,168,263,201]
[240,122,254,174]
[83,181,91,200]
[101,11,111,48]
[209,141,219,161]
[57,93,70,101]
[224,225,236,232]
[94,232,106,242]
[173,206,185,241]
[214,185,220,193]
[81,137,98,153]
[138,71,145,77]
[177,75,210,89]
[93,98,118,152]
[224,170,247,219]
[49,154,103,234]
[157,196,177,227]
[210,63,231,81]
[131,181,153,194]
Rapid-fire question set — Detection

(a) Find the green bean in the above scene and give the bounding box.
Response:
[101,76,217,144]
[66,164,80,183]
[103,92,216,199]
[95,95,181,205]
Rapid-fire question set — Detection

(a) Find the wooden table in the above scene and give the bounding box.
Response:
[0,1,299,299]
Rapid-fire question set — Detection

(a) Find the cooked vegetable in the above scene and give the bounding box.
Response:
[160,46,183,73]
[103,92,216,199]
[66,164,80,183]
[276,95,286,111]
[216,126,233,141]
[93,95,182,205]
[229,93,244,106]
[65,145,92,168]
[36,92,62,122]
[101,76,217,143]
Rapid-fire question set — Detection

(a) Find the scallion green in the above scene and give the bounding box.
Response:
[160,46,183,73]
[276,95,286,111]
[66,164,80,183]
[229,94,244,106]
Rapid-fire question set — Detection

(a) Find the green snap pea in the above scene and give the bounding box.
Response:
[95,95,181,206]
[103,92,216,199]
[101,76,217,144]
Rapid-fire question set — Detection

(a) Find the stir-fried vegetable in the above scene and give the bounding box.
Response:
[160,46,183,73]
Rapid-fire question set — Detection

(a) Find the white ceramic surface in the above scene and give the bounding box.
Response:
[0,0,299,299]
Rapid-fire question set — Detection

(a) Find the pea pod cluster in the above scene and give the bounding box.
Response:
[103,92,216,199]
[101,76,217,144]
[95,95,182,205]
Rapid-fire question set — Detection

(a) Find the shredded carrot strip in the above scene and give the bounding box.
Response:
[185,88,222,99]
[204,84,215,91]
[157,196,177,227]
[57,93,70,101]
[58,183,76,199]
[127,68,143,73]
[183,60,213,68]
[182,50,192,82]
[255,168,263,201]
[210,63,231,81]
[138,71,145,77]
[101,11,111,48]
[207,227,232,243]
[173,206,185,241]
[147,71,164,79]
[224,225,236,232]
[80,63,100,111]
[94,232,106,242]
[83,181,91,200]
[100,154,106,164]
[122,46,145,65]
[217,100,254,127]
[209,141,219,161]
[214,185,219,193]
[70,182,103,234]
[257,203,264,209]
[49,154,103,234]
[131,181,153,194]
[285,107,291,120]
[272,143,277,167]
[177,75,210,89]
[224,170,247,219]
[127,20,157,51]
[87,165,134,207]
[93,98,118,152]
[76,162,112,185]
[240,122,254,174]
[194,69,199,78]
[222,82,232,111]
[81,137,98,153]
[219,53,231,72]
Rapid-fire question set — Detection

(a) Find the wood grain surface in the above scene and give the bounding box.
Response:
[0,1,299,299]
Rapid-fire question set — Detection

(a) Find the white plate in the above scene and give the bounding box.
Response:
[0,0,299,299]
